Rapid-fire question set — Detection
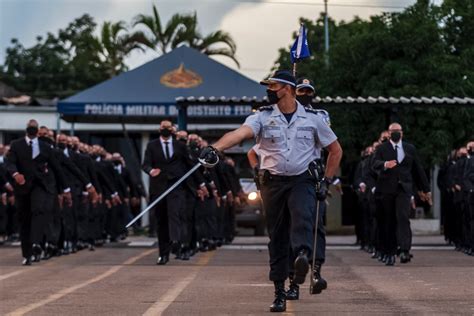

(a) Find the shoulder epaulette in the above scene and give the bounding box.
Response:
[258,105,273,112]
[305,107,330,116]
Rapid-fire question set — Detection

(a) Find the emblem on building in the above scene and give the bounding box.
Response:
[160,63,203,88]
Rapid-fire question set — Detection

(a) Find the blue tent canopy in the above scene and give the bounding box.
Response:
[58,46,266,124]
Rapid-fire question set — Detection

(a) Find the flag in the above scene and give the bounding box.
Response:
[290,24,311,63]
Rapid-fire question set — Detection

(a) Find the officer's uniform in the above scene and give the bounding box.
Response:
[244,101,337,282]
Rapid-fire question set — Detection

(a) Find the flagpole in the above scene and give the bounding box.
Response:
[293,62,297,77]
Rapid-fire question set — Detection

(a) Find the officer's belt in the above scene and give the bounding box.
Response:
[259,170,310,182]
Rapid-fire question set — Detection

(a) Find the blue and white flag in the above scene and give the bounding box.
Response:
[290,24,311,63]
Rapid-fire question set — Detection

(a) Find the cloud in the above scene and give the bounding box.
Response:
[215,0,415,81]
[1,0,417,82]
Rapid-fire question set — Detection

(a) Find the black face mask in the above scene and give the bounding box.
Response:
[266,89,281,104]
[39,136,54,146]
[178,138,187,144]
[381,138,389,143]
[113,160,121,166]
[91,154,98,159]
[71,145,78,151]
[390,132,401,143]
[160,128,172,137]
[57,142,67,149]
[296,95,313,106]
[26,126,38,137]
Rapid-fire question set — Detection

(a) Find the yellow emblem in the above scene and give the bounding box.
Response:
[160,63,203,88]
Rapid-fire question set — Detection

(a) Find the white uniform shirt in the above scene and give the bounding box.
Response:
[244,102,337,176]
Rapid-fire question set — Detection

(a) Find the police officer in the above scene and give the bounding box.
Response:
[199,70,343,313]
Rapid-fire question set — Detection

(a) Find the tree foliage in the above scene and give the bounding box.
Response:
[0,6,239,98]
[273,0,474,165]
[133,5,239,66]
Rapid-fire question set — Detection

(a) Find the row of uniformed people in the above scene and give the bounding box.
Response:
[0,120,144,265]
[438,142,474,256]
[142,122,243,264]
[353,126,432,266]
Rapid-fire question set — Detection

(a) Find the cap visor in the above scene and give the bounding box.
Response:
[296,84,315,91]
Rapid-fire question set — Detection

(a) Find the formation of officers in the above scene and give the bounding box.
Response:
[142,120,243,264]
[0,119,146,265]
[438,141,474,256]
[0,118,242,266]
[353,124,433,266]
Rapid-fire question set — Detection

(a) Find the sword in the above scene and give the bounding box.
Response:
[125,162,202,229]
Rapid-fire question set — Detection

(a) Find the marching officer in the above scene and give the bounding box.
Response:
[5,120,70,265]
[199,70,343,312]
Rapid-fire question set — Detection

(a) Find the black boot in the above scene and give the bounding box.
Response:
[270,281,286,313]
[286,277,299,301]
[293,249,309,284]
[310,261,327,295]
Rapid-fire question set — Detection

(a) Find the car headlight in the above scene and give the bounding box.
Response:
[248,191,258,201]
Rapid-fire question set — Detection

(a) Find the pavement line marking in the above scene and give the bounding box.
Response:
[222,245,454,251]
[142,252,214,316]
[128,241,156,247]
[0,269,33,281]
[6,248,155,316]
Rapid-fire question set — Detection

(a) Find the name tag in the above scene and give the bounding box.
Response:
[263,126,282,139]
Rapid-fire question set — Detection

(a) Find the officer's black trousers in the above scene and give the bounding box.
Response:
[180,191,196,246]
[15,185,49,258]
[260,173,315,282]
[77,196,91,241]
[368,193,378,249]
[152,185,185,256]
[469,192,474,249]
[377,189,411,256]
[0,201,7,235]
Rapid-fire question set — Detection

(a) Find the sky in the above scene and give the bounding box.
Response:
[0,0,431,81]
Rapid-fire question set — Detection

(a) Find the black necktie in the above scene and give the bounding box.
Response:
[394,145,399,163]
[29,140,33,159]
[164,141,170,160]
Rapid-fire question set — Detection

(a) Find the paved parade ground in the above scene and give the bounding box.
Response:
[1,236,473,316]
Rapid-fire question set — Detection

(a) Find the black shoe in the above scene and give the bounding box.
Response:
[377,253,384,262]
[181,250,190,261]
[400,252,411,263]
[269,281,286,312]
[385,255,395,266]
[371,251,379,259]
[310,261,327,295]
[293,250,309,284]
[171,241,180,255]
[208,240,217,251]
[157,255,169,265]
[32,244,42,262]
[286,280,299,300]
[22,257,32,266]
[382,254,388,263]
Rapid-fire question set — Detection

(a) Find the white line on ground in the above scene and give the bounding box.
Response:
[128,241,156,247]
[5,249,155,316]
[0,269,32,281]
[221,245,454,251]
[142,252,214,316]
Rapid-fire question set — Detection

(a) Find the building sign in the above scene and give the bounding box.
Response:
[160,63,203,88]
[58,103,253,118]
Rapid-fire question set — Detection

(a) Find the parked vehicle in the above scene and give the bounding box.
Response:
[235,178,266,236]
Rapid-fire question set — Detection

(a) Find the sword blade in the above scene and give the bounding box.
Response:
[125,162,202,229]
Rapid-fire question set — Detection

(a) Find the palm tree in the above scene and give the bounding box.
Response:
[98,21,145,77]
[133,5,239,67]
